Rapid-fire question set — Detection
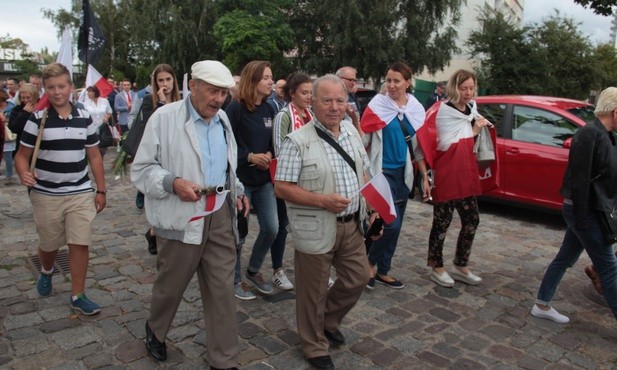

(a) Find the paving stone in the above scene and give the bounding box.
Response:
[480,324,516,341]
[65,342,102,360]
[548,332,580,351]
[432,341,462,359]
[518,355,550,370]
[370,347,402,367]
[250,335,287,355]
[12,335,54,356]
[451,358,487,369]
[350,337,384,357]
[488,344,525,360]
[49,361,88,370]
[277,328,300,346]
[39,318,81,333]
[114,339,148,363]
[428,307,461,322]
[238,321,267,339]
[3,311,43,330]
[459,334,490,352]
[50,326,100,350]
[415,350,451,367]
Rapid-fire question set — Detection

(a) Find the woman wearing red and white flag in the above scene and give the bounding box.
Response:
[427,69,492,288]
[360,62,431,290]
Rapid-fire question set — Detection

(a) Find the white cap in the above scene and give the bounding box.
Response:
[191,61,235,88]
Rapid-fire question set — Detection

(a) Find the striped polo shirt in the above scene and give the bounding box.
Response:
[20,105,99,195]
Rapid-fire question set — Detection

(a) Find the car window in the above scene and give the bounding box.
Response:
[512,106,578,147]
[477,103,506,138]
[567,106,595,125]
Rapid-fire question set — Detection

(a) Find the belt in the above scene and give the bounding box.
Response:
[195,186,226,196]
[336,212,359,223]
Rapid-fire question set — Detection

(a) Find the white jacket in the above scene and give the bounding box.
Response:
[131,98,244,245]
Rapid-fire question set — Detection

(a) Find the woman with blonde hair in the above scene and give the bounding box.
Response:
[7,83,40,183]
[426,69,492,288]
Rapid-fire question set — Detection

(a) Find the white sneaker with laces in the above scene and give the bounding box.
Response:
[272,270,294,291]
[531,304,570,324]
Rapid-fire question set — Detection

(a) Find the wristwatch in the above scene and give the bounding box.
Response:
[96,189,107,195]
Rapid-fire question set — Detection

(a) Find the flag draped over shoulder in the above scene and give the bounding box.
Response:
[360,93,425,134]
[85,65,114,98]
[360,173,396,224]
[424,101,499,202]
[78,0,106,65]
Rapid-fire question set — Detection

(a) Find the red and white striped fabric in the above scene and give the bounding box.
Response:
[360,172,396,224]
[189,190,229,222]
[85,65,114,98]
[360,93,425,134]
[425,101,498,203]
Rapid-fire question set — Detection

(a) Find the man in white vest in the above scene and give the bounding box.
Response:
[275,74,378,370]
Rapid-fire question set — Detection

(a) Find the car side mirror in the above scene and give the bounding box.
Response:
[563,137,573,149]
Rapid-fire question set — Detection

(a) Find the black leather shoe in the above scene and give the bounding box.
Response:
[307,355,335,369]
[324,328,345,345]
[145,230,158,255]
[145,322,167,361]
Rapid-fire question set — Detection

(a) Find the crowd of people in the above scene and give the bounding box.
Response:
[2,58,617,370]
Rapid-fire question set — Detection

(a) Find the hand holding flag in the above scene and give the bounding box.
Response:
[360,173,397,224]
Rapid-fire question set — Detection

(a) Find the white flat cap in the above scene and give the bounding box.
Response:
[191,61,235,88]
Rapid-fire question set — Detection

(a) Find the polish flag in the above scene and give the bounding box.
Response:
[35,27,73,112]
[423,101,499,202]
[189,190,229,222]
[360,173,396,224]
[85,65,114,98]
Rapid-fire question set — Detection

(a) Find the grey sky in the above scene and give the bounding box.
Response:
[1,0,614,53]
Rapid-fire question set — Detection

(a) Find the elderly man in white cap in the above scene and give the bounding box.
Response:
[131,60,249,370]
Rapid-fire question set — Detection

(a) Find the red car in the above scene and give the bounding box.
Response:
[424,95,596,211]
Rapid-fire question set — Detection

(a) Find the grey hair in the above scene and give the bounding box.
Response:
[335,66,357,77]
[594,87,617,117]
[312,74,348,102]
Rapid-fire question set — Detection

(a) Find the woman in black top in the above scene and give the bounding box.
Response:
[137,64,181,255]
[226,60,281,299]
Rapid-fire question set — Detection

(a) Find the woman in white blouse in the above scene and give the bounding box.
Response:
[84,85,113,157]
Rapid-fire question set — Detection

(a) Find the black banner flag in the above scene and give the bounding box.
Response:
[78,0,106,65]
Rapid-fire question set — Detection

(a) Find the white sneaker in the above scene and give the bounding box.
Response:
[531,304,570,324]
[272,270,294,291]
[430,270,455,287]
[450,269,483,285]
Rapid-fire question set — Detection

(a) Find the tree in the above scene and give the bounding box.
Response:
[593,43,617,89]
[468,8,598,99]
[573,0,616,16]
[291,0,463,85]
[212,0,295,75]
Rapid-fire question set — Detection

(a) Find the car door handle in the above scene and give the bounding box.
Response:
[506,148,520,155]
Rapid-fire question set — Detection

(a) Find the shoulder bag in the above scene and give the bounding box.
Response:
[473,126,495,169]
[122,105,144,157]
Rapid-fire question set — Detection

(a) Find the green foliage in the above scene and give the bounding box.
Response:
[291,0,462,85]
[593,43,617,89]
[573,0,616,16]
[468,8,599,100]
[213,9,294,74]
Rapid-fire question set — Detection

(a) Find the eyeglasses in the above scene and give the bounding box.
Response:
[339,77,357,84]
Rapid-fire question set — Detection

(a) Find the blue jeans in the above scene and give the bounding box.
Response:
[536,203,617,320]
[368,167,408,276]
[271,198,288,271]
[234,182,278,284]
[3,150,13,178]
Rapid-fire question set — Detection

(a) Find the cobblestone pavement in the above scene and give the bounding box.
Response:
[1,153,616,369]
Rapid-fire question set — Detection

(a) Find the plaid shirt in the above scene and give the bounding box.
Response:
[276,119,368,217]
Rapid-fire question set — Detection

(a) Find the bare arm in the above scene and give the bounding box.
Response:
[86,146,106,213]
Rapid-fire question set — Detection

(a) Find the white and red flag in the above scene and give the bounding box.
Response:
[360,92,426,137]
[189,190,229,222]
[423,101,499,202]
[360,173,396,224]
[85,65,114,98]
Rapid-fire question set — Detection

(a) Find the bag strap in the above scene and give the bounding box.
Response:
[396,115,415,161]
[315,127,357,174]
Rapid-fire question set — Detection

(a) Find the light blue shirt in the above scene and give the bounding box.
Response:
[188,101,228,187]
